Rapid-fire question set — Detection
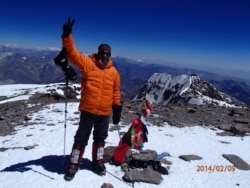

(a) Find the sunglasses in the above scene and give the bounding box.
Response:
[99,51,111,57]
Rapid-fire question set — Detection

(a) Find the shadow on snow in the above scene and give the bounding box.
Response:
[0,155,93,176]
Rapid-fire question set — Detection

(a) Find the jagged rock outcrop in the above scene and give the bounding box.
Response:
[134,73,246,107]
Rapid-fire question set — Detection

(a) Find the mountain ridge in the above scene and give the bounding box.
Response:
[1,44,250,106]
[134,73,246,107]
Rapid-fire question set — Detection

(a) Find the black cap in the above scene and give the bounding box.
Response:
[98,43,111,53]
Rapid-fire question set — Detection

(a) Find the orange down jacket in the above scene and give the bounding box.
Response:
[62,35,121,115]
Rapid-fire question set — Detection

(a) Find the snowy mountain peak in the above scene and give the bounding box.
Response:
[134,73,246,107]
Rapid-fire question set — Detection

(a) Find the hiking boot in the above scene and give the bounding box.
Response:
[64,164,79,181]
[64,143,85,181]
[92,141,106,175]
[92,160,106,176]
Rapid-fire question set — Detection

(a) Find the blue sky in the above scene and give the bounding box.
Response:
[1,0,250,80]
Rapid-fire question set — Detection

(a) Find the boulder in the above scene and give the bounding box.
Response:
[179,154,203,161]
[222,154,250,170]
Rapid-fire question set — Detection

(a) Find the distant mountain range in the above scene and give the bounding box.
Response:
[0,44,250,106]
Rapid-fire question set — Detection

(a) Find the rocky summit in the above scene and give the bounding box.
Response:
[134,73,246,107]
[121,99,250,137]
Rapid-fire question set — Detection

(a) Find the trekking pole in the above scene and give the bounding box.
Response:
[54,48,77,165]
[63,76,69,165]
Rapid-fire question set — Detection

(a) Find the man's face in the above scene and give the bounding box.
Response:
[99,50,111,66]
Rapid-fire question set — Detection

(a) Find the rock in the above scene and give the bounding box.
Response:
[216,131,235,136]
[103,146,117,163]
[24,145,38,150]
[131,150,158,162]
[219,124,232,131]
[123,168,163,184]
[222,154,250,170]
[24,115,31,121]
[219,140,231,144]
[234,124,250,134]
[160,158,172,165]
[233,118,250,124]
[179,154,203,161]
[0,147,9,152]
[229,109,245,116]
[101,183,114,188]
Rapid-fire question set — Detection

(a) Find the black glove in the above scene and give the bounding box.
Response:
[54,48,68,67]
[54,48,77,81]
[112,105,122,124]
[62,16,75,37]
[62,65,77,81]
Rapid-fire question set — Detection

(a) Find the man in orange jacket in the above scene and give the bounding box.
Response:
[62,17,122,181]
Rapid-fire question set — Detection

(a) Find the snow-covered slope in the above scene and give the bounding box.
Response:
[0,84,250,188]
